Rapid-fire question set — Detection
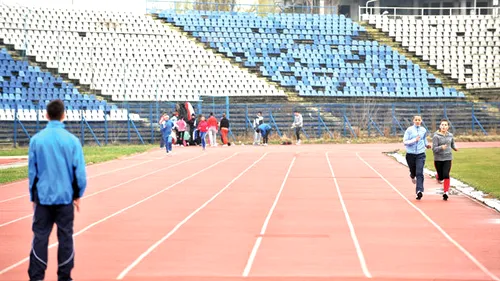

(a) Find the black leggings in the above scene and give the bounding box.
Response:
[434,160,452,181]
[295,127,301,140]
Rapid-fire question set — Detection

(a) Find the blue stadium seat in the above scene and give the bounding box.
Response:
[152,10,464,99]
[0,48,108,110]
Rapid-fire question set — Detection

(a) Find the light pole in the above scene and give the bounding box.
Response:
[365,0,377,15]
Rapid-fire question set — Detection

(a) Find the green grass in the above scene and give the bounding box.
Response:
[0,147,29,156]
[0,167,28,184]
[0,144,156,185]
[399,148,500,199]
[82,145,156,164]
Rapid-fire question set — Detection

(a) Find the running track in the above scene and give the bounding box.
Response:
[1,143,499,281]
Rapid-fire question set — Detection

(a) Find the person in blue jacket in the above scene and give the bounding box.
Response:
[160,114,174,153]
[403,115,432,200]
[255,123,272,146]
[28,99,87,281]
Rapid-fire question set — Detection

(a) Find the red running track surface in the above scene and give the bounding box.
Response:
[0,142,499,281]
[0,158,26,165]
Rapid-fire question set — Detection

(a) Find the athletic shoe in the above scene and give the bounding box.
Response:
[416,191,423,200]
[443,193,449,201]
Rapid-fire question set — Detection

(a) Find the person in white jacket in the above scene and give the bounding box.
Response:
[291,110,303,145]
[253,111,264,145]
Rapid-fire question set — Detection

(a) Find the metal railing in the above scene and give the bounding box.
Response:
[146,0,338,16]
[359,5,500,20]
[3,101,499,147]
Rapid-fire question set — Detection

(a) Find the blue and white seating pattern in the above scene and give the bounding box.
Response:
[0,48,136,121]
[364,14,500,89]
[155,10,465,98]
[0,6,284,102]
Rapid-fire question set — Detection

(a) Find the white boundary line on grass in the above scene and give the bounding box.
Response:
[117,152,269,280]
[326,152,372,278]
[357,152,500,281]
[0,152,238,276]
[242,155,296,277]
[0,154,205,228]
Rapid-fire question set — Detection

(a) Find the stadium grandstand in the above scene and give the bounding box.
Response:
[0,0,499,145]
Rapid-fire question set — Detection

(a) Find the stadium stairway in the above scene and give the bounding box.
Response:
[357,21,472,101]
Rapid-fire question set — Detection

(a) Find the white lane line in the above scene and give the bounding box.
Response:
[0,152,238,275]
[326,152,372,278]
[356,152,499,281]
[0,154,205,228]
[116,152,269,280]
[0,158,156,204]
[242,156,296,277]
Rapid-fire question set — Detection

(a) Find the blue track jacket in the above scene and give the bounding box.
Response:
[28,121,87,205]
[257,123,272,136]
[403,125,429,155]
[161,120,174,141]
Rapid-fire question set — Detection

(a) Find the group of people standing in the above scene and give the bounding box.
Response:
[159,111,231,152]
[158,110,305,150]
[403,115,458,201]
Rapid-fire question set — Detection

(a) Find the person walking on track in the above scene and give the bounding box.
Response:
[291,110,303,145]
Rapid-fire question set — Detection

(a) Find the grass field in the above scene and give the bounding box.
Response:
[0,144,156,185]
[400,148,500,199]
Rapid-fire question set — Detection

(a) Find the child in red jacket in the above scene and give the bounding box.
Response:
[197,115,209,150]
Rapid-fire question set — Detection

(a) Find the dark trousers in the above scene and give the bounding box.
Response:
[295,127,301,141]
[28,203,75,281]
[434,160,452,181]
[406,152,426,194]
[262,131,270,144]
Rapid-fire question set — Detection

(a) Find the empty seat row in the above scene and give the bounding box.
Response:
[364,14,500,89]
[0,6,285,101]
[154,9,464,98]
[0,108,139,121]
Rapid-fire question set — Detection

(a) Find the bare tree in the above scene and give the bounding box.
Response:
[194,0,237,12]
[328,0,341,14]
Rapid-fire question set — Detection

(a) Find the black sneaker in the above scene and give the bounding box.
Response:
[416,191,423,200]
[443,193,449,201]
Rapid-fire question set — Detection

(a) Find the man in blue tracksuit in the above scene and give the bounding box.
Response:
[403,115,431,200]
[160,114,174,153]
[255,123,272,146]
[28,99,87,281]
